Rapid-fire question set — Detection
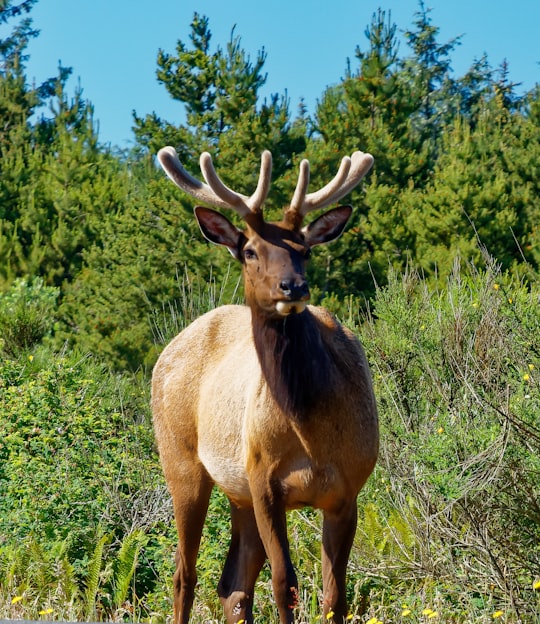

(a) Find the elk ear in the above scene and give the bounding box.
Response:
[194,206,243,259]
[302,205,353,247]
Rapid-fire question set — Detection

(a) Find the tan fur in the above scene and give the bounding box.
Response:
[153,305,377,507]
[152,304,378,623]
[152,148,378,624]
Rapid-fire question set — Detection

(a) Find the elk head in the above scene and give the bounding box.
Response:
[157,147,374,319]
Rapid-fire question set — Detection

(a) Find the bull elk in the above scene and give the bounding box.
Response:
[152,146,379,624]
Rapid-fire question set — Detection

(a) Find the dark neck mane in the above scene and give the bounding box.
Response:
[251,308,336,421]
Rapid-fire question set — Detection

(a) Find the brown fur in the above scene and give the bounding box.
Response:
[152,148,378,624]
[252,307,345,420]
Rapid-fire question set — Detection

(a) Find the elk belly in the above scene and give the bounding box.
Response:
[198,442,252,504]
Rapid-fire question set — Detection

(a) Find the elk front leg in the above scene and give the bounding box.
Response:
[218,501,267,624]
[251,479,298,624]
[169,468,213,624]
[321,501,358,623]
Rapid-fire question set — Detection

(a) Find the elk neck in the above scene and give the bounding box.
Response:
[250,305,337,421]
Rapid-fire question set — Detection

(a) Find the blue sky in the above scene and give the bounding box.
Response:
[23,0,540,148]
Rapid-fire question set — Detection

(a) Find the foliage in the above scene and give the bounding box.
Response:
[55,159,243,370]
[3,2,540,367]
[1,263,539,622]
[349,257,540,622]
[0,530,151,622]
[1,1,540,622]
[0,347,157,545]
[0,1,127,289]
[0,277,58,355]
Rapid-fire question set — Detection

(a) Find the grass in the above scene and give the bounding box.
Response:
[0,259,539,622]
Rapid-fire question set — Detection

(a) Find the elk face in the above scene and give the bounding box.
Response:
[194,205,353,319]
[157,147,373,316]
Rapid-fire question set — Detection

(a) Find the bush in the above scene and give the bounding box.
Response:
[0,346,175,621]
[0,278,59,356]
[0,348,161,544]
[1,264,539,622]
[349,258,540,622]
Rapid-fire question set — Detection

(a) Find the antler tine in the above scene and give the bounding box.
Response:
[249,150,272,211]
[158,146,242,212]
[292,151,374,217]
[158,147,273,218]
[200,150,272,214]
[289,159,311,213]
[300,156,352,215]
[314,150,374,208]
[199,152,251,216]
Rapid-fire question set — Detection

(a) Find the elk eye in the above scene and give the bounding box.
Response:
[244,248,257,261]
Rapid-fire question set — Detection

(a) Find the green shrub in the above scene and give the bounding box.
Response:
[1,263,539,622]
[0,348,158,546]
[0,278,59,356]
[350,258,540,622]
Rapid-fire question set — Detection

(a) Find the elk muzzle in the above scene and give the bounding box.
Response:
[275,278,310,316]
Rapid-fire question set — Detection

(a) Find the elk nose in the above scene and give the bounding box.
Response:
[279,278,310,301]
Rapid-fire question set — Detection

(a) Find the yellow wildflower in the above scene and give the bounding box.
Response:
[493,283,500,290]
[528,363,535,371]
[11,596,23,604]
[533,579,540,590]
[402,608,412,616]
[326,611,334,620]
[422,608,438,618]
[523,373,530,381]
[492,611,504,619]
[38,608,54,615]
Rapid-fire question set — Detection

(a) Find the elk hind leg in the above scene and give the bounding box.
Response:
[169,467,213,624]
[218,501,266,624]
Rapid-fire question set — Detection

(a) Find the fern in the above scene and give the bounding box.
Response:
[83,531,109,620]
[361,502,388,553]
[112,529,147,609]
[54,553,79,607]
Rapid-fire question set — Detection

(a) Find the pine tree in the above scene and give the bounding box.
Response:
[0,0,54,285]
[0,1,125,287]
[402,0,461,146]
[134,13,268,158]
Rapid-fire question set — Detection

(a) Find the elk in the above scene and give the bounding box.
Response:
[152,146,379,624]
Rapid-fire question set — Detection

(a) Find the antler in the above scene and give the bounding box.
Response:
[157,146,272,218]
[158,146,374,227]
[286,150,374,223]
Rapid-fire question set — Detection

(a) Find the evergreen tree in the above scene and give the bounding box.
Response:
[57,158,216,371]
[0,0,56,285]
[305,2,538,300]
[306,9,424,300]
[134,13,268,158]
[0,0,125,287]
[311,9,425,187]
[402,0,461,147]
[65,12,310,368]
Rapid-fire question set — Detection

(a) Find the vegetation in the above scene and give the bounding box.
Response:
[0,0,539,622]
